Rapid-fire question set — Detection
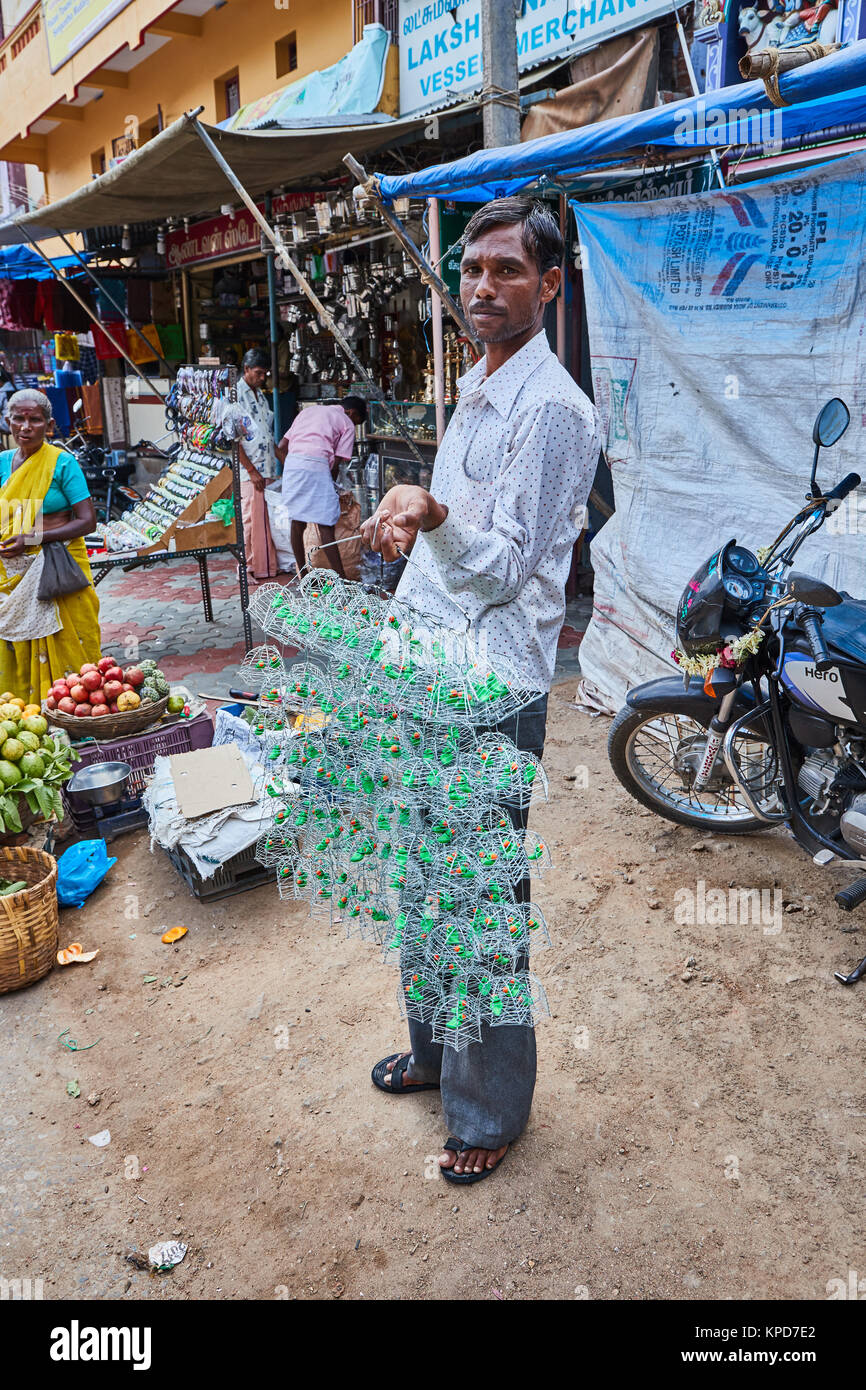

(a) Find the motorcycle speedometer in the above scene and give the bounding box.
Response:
[724,575,752,602]
[727,546,759,576]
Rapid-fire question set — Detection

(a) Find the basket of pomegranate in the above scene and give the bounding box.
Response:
[43,656,170,740]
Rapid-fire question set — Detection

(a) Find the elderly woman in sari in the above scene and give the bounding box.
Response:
[0,389,100,702]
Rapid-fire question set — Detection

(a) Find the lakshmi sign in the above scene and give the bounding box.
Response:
[165,194,316,270]
[399,0,677,114]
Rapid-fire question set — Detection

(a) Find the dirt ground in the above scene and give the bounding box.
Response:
[2,675,865,1302]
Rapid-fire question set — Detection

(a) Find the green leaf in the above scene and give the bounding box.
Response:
[1,795,21,833]
[34,784,55,818]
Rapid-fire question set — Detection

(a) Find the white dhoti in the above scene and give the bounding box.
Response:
[280,453,339,527]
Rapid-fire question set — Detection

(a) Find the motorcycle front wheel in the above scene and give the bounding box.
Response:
[608,705,773,833]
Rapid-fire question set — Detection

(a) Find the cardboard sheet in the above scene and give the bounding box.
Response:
[168,744,254,820]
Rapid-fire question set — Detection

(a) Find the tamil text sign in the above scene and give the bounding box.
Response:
[165,195,316,270]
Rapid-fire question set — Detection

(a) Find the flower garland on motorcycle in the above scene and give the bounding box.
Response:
[672,542,770,677]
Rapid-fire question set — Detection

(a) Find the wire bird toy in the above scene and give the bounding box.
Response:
[241,571,553,1050]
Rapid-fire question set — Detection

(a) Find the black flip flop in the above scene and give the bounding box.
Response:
[440,1137,509,1184]
[371,1052,440,1095]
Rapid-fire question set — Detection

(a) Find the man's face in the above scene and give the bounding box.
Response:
[460,221,560,344]
[245,366,268,390]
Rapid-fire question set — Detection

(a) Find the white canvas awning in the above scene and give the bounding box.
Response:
[0,109,433,246]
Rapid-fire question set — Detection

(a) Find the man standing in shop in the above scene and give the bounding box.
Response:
[277,396,366,578]
[237,348,278,582]
[360,197,601,1184]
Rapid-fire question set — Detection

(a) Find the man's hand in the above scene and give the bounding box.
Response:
[360,485,448,563]
[246,468,266,493]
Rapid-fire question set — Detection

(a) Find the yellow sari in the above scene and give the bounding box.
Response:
[0,441,100,702]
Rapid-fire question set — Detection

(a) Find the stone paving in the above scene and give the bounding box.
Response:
[95,554,590,701]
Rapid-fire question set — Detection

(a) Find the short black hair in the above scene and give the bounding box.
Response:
[341,395,367,422]
[461,197,563,275]
[243,348,270,371]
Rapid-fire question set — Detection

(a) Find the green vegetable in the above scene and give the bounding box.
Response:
[0,880,26,895]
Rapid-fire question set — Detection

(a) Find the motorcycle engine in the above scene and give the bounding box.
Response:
[797,752,842,809]
[797,750,866,848]
[841,795,866,855]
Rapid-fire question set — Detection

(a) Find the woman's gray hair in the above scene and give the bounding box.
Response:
[7,388,53,421]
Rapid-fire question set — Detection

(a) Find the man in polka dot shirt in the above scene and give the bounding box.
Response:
[363,197,601,1184]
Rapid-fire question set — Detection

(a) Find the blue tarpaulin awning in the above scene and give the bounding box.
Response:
[0,244,91,280]
[372,41,866,202]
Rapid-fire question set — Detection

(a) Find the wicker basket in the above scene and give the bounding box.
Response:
[0,846,59,994]
[43,696,169,742]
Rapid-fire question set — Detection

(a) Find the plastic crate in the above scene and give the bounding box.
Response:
[165,840,273,902]
[66,712,214,798]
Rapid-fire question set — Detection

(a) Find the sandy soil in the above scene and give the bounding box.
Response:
[2,676,865,1302]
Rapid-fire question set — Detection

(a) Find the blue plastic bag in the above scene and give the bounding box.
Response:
[56,839,117,909]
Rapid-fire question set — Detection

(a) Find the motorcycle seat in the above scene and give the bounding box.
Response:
[820,594,866,665]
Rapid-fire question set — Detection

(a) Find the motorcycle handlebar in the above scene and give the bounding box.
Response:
[825,472,861,503]
[800,608,833,672]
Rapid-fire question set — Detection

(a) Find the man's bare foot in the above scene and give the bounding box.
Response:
[439,1142,509,1176]
[380,1051,428,1088]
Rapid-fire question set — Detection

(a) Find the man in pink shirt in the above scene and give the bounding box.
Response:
[276,396,366,577]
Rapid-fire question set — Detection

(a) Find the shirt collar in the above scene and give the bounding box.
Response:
[456,329,552,420]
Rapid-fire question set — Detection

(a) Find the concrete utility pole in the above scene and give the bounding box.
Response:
[480,0,521,147]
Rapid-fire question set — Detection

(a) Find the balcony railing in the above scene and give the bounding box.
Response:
[353,0,398,44]
[0,3,40,70]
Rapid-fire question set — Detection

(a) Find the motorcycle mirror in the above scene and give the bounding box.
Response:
[812,397,850,448]
[787,572,844,607]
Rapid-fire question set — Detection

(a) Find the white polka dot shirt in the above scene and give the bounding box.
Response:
[395,330,601,692]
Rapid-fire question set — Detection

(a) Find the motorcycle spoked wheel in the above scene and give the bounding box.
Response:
[608,705,774,833]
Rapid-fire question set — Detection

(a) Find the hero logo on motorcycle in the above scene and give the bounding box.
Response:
[781,653,855,723]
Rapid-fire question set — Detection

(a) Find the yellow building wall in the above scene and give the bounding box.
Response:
[0,0,355,203]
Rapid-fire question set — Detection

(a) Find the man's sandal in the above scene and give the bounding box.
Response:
[371,1053,440,1095]
[440,1137,509,1184]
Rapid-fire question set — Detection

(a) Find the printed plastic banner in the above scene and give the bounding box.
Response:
[573,151,866,706]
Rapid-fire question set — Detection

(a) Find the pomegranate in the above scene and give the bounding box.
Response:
[91,704,109,718]
[88,688,105,706]
[80,663,98,674]
[108,701,119,713]
[69,683,88,704]
[103,680,123,702]
[82,670,102,692]
[73,703,92,718]
[105,666,124,684]
[45,695,57,710]
[58,697,76,715]
[97,657,115,674]
[123,666,145,688]
[121,683,133,693]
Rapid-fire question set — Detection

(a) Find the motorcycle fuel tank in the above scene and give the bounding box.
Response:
[781,649,865,725]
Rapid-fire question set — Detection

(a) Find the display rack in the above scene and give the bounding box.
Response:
[90,365,252,649]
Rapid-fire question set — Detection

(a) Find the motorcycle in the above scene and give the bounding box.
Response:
[607,397,866,985]
[61,401,142,523]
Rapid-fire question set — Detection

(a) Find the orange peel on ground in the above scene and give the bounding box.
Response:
[57,942,100,966]
[161,926,188,945]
